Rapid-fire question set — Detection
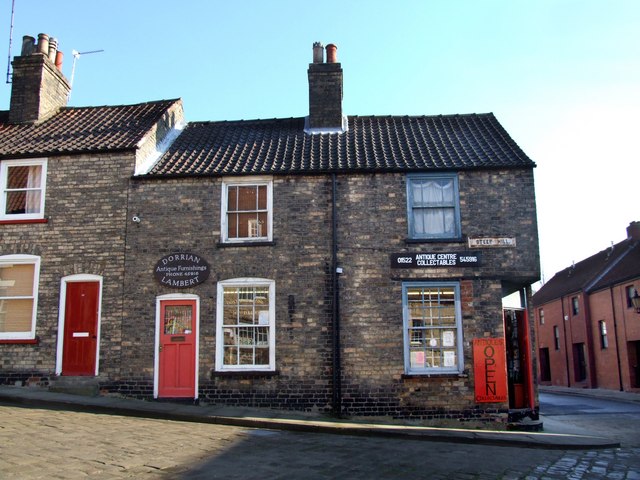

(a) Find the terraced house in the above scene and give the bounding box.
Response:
[1,38,540,422]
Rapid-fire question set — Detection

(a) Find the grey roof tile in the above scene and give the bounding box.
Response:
[144,113,534,177]
[0,99,179,159]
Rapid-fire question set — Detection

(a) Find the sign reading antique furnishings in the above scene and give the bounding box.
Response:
[468,237,516,248]
[473,338,508,403]
[390,252,481,268]
[154,253,210,288]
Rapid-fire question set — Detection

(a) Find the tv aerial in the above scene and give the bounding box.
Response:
[5,0,16,83]
[68,49,104,100]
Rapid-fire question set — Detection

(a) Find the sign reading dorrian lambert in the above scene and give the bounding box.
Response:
[154,252,210,288]
[390,252,481,269]
[468,237,516,248]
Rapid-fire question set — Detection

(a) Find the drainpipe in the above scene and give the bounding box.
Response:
[560,296,571,387]
[582,293,598,388]
[331,173,342,415]
[521,287,535,411]
[610,287,624,391]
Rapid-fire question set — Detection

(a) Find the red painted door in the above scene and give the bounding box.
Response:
[158,300,197,398]
[62,282,99,376]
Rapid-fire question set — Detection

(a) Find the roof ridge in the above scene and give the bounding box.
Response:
[59,98,181,111]
[185,117,304,126]
[585,239,635,292]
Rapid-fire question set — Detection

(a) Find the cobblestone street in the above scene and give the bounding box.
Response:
[1,404,639,479]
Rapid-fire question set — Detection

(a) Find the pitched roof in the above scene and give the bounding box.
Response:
[589,240,640,292]
[0,99,179,159]
[532,237,640,306]
[143,113,534,177]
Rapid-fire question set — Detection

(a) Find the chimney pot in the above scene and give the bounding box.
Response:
[37,33,49,55]
[55,51,64,71]
[21,36,35,56]
[627,221,640,240]
[326,44,338,63]
[312,42,324,64]
[48,37,58,62]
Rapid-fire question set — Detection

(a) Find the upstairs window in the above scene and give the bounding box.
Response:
[0,159,47,220]
[626,285,636,309]
[571,296,579,316]
[539,308,545,325]
[0,255,40,340]
[407,174,460,240]
[221,177,272,243]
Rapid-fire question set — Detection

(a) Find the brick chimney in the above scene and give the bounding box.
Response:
[9,33,70,124]
[307,42,345,132]
[627,221,640,240]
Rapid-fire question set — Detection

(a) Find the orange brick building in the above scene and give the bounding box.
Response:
[533,222,640,392]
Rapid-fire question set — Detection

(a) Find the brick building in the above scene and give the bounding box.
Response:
[1,38,540,421]
[533,221,640,392]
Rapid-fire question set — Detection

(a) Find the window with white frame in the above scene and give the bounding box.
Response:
[0,255,40,340]
[407,173,460,240]
[221,177,272,243]
[402,282,463,374]
[216,278,275,371]
[0,159,47,220]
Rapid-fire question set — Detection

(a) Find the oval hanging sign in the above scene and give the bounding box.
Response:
[154,252,210,288]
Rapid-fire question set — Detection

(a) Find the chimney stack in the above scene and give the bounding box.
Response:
[9,32,70,124]
[307,42,344,132]
[627,221,640,241]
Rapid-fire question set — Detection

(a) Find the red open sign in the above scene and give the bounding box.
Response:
[473,338,508,403]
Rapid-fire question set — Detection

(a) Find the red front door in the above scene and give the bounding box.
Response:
[62,282,99,376]
[158,300,197,398]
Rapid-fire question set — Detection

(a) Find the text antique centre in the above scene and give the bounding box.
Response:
[390,252,482,269]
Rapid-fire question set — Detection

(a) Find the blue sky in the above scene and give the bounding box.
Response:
[2,0,639,286]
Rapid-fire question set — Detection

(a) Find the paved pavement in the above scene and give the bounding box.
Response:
[0,384,629,450]
[3,404,636,480]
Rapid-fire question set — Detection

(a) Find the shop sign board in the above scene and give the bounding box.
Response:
[390,252,481,269]
[154,253,210,288]
[473,338,508,403]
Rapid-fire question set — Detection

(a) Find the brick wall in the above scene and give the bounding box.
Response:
[1,154,539,419]
[334,171,537,416]
[121,175,336,410]
[535,280,640,392]
[115,167,538,419]
[0,151,133,383]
